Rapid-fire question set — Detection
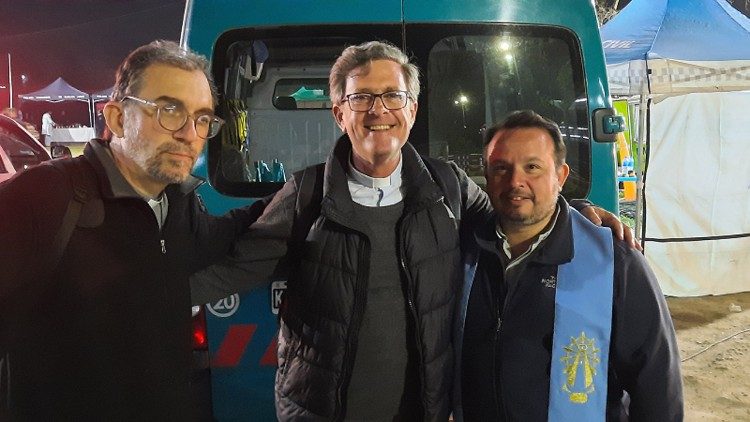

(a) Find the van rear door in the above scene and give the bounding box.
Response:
[183,1,615,419]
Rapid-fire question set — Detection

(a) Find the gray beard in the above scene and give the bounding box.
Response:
[145,152,186,185]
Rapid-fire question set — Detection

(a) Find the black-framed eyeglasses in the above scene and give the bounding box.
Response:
[341,90,412,112]
[123,96,225,139]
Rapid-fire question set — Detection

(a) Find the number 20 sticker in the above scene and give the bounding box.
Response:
[207,294,240,318]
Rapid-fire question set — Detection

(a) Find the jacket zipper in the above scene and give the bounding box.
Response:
[492,286,503,420]
[493,266,515,420]
[333,232,371,421]
[398,211,427,418]
[401,256,425,416]
[159,200,167,254]
[407,196,454,417]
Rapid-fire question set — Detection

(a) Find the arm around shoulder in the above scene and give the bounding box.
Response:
[445,161,492,227]
[190,177,297,305]
[189,192,272,272]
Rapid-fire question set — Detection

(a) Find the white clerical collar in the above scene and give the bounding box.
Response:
[348,155,402,188]
[146,191,168,230]
[347,154,404,207]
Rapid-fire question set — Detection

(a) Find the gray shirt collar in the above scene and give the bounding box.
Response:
[496,205,561,272]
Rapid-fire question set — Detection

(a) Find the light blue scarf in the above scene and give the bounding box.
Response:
[548,210,615,421]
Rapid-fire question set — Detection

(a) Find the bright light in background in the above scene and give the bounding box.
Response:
[20,74,28,84]
[455,94,469,128]
[505,53,514,62]
[498,40,511,51]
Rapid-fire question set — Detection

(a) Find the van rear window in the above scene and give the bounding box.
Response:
[423,32,590,198]
[209,25,589,199]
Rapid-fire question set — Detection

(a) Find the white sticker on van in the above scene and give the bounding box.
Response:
[207,294,240,318]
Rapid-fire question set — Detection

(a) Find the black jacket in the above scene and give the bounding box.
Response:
[0,139,260,421]
[456,198,684,421]
[191,135,491,421]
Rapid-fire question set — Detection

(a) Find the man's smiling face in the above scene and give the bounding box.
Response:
[332,59,417,177]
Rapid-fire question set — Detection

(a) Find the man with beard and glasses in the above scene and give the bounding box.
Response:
[0,40,263,420]
[455,110,683,421]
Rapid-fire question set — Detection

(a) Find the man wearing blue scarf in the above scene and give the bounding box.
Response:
[454,110,683,421]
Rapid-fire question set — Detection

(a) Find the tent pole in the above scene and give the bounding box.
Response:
[88,97,94,128]
[634,88,648,243]
[7,53,12,108]
[634,56,652,245]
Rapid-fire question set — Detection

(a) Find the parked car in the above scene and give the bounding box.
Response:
[0,144,17,183]
[0,114,53,182]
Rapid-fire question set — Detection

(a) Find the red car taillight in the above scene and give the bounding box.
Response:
[192,305,208,350]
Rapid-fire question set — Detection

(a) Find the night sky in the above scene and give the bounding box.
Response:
[1,0,746,125]
[0,0,185,112]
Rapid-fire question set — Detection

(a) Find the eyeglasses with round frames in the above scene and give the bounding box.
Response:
[122,96,225,139]
[342,90,412,112]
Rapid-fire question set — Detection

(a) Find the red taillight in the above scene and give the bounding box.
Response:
[192,305,208,350]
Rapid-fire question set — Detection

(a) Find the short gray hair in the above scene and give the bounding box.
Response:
[111,40,218,106]
[329,41,420,104]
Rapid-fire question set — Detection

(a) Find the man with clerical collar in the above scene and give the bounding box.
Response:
[455,110,683,421]
[0,40,261,420]
[190,41,632,421]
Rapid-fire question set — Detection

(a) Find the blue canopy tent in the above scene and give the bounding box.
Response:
[601,0,750,296]
[18,77,93,127]
[90,86,114,137]
[602,0,750,95]
[91,86,114,102]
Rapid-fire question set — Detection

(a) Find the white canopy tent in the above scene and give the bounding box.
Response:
[601,0,750,296]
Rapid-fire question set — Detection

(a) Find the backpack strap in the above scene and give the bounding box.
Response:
[48,158,102,270]
[289,159,461,241]
[422,157,462,222]
[1,158,102,409]
[290,163,325,246]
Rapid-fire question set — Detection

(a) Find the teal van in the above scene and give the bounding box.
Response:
[182,0,622,419]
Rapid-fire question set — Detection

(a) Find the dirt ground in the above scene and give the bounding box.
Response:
[668,292,750,421]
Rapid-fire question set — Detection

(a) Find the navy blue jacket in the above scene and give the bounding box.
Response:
[454,198,683,421]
